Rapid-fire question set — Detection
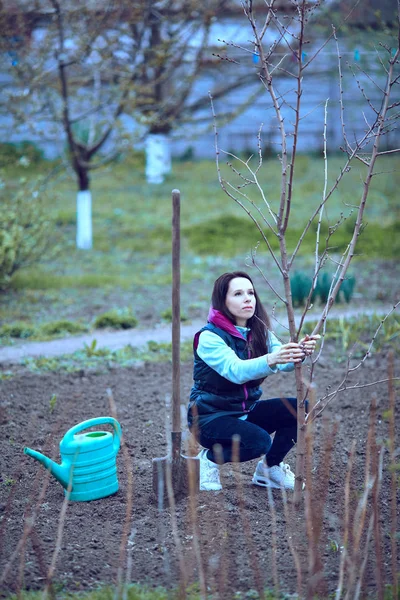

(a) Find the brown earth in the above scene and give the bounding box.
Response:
[0,348,399,598]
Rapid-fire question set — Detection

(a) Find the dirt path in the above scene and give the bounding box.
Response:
[0,306,389,364]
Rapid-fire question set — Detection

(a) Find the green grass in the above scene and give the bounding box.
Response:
[10,271,136,291]
[1,154,399,328]
[2,583,289,600]
[3,579,400,600]
[8,155,400,264]
[9,156,400,276]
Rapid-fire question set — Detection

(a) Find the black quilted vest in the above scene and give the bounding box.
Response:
[188,323,264,428]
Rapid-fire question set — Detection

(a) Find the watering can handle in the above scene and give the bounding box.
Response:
[63,417,122,453]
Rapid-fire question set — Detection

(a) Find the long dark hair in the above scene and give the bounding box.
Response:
[211,271,271,358]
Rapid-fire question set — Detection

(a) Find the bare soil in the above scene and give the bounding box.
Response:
[0,346,398,598]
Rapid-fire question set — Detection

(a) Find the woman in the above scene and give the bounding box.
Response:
[188,271,319,491]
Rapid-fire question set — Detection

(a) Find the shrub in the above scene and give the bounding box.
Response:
[160,307,188,322]
[40,320,88,336]
[339,275,356,303]
[0,141,44,167]
[0,321,36,339]
[290,272,312,306]
[93,308,138,330]
[290,271,356,305]
[313,272,332,304]
[0,177,60,290]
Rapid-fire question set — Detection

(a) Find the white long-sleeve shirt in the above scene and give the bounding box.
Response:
[197,326,295,385]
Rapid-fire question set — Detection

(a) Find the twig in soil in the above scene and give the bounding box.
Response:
[304,390,317,600]
[266,484,279,595]
[282,488,303,597]
[388,351,398,600]
[155,461,172,588]
[305,388,338,600]
[1,427,56,586]
[371,396,384,600]
[354,447,385,600]
[186,454,207,600]
[212,444,229,599]
[0,411,41,554]
[165,461,189,596]
[343,396,381,599]
[44,471,73,598]
[124,526,137,600]
[107,388,134,597]
[182,408,206,598]
[30,527,48,586]
[15,417,66,593]
[335,440,356,600]
[231,435,265,600]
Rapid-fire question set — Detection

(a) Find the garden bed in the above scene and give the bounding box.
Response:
[0,345,398,598]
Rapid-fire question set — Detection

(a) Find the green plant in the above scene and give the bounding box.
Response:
[2,476,16,486]
[93,308,138,330]
[339,275,356,303]
[313,272,332,304]
[40,319,88,336]
[0,321,36,339]
[290,271,312,306]
[49,393,57,413]
[0,371,13,380]
[0,176,60,290]
[83,339,110,357]
[22,356,62,372]
[290,272,356,306]
[160,307,188,322]
[178,146,195,162]
[0,141,44,167]
[147,340,173,358]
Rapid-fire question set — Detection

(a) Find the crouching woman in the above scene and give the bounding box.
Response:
[188,271,319,491]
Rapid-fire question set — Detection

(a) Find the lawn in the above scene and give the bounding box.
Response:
[1,153,399,334]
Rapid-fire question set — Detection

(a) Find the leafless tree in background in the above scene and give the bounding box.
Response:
[0,0,262,248]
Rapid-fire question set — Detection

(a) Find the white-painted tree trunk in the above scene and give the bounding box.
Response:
[145,133,172,184]
[76,190,93,250]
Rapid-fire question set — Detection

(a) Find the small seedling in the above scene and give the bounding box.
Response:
[3,477,16,486]
[329,539,339,552]
[49,393,57,413]
[83,339,110,357]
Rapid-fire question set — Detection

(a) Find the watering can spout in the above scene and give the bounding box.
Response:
[24,447,71,490]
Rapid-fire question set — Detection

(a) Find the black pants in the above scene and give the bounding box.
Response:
[197,397,298,467]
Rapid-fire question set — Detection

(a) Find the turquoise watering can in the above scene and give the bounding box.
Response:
[24,417,122,502]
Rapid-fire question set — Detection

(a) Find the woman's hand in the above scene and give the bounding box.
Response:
[267,342,306,367]
[298,334,321,356]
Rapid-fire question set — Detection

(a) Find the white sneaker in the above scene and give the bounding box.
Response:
[198,449,222,491]
[252,460,295,490]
